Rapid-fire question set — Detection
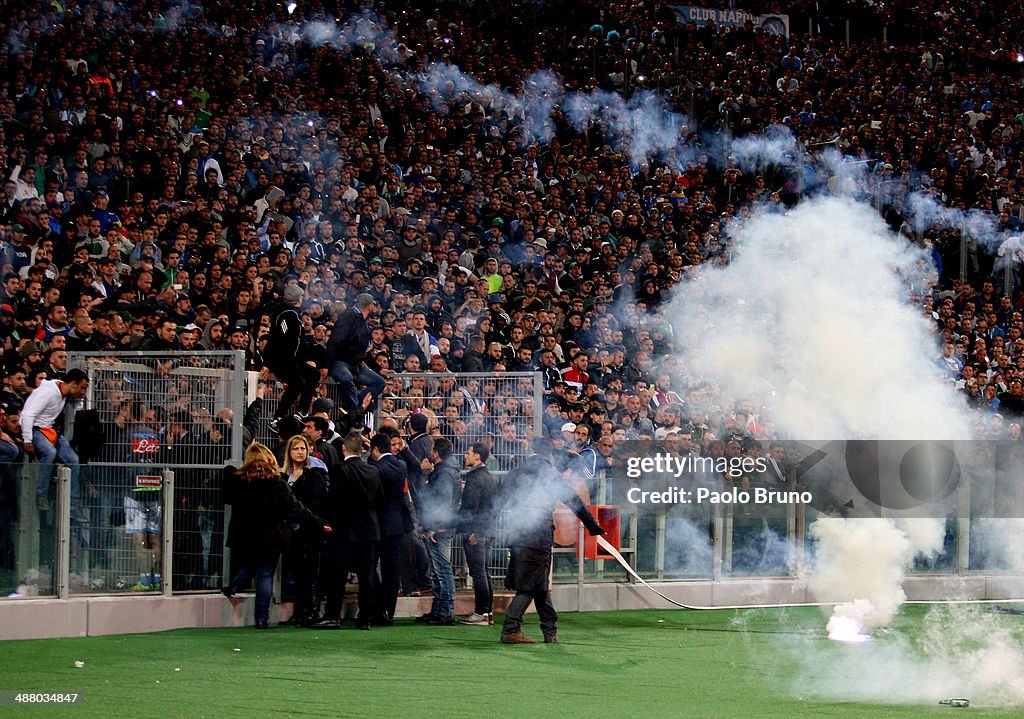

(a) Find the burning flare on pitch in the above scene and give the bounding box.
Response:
[826,599,874,643]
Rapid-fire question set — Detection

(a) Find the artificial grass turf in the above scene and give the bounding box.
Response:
[1,606,1022,719]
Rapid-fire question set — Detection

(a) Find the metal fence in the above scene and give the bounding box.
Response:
[377,372,544,471]
[8,458,1024,600]
[1,463,58,598]
[67,351,247,468]
[60,351,246,594]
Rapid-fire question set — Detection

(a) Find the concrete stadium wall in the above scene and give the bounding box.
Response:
[3,575,1024,640]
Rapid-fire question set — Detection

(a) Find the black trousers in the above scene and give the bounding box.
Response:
[502,547,557,638]
[323,536,376,623]
[273,363,320,419]
[503,589,557,638]
[282,532,320,617]
[399,531,432,592]
[375,533,404,620]
[464,537,493,615]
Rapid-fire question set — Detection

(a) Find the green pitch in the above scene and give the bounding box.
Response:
[2,606,1022,718]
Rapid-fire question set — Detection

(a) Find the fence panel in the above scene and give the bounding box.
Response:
[378,372,543,469]
[0,463,58,597]
[67,351,247,468]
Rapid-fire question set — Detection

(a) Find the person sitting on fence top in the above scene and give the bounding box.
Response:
[326,293,387,417]
[20,367,90,524]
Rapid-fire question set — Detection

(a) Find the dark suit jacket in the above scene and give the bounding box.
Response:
[327,455,384,542]
[372,452,414,538]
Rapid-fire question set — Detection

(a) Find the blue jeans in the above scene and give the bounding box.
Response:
[425,532,455,619]
[328,361,385,412]
[33,428,80,505]
[232,562,276,624]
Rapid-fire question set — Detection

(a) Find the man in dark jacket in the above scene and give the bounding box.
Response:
[498,439,605,644]
[457,442,498,625]
[369,432,413,625]
[404,411,433,499]
[312,430,384,630]
[416,436,461,625]
[378,423,432,596]
[266,284,319,426]
[327,293,387,415]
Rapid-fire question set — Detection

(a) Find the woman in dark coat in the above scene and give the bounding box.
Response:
[279,434,329,626]
[222,442,330,629]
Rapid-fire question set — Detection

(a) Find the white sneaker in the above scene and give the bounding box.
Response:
[459,612,489,625]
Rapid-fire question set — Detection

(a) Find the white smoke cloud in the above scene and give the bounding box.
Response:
[794,605,1024,706]
[563,89,687,163]
[660,191,1024,705]
[669,195,968,441]
[729,125,798,175]
[806,517,943,630]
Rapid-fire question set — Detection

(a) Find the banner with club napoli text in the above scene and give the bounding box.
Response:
[670,5,790,38]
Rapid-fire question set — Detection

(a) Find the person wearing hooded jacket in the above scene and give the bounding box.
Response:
[198,318,225,351]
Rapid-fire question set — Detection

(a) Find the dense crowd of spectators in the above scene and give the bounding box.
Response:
[1,0,1024,466]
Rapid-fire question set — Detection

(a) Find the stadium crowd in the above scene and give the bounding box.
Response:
[1,0,1022,443]
[2,0,1024,613]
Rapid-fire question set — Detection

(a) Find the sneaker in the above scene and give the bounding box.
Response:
[500,632,536,644]
[413,612,435,624]
[459,613,489,625]
[36,496,49,512]
[70,506,90,524]
[255,621,269,630]
[427,615,455,626]
[486,613,494,625]
[307,618,342,630]
[544,635,559,644]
